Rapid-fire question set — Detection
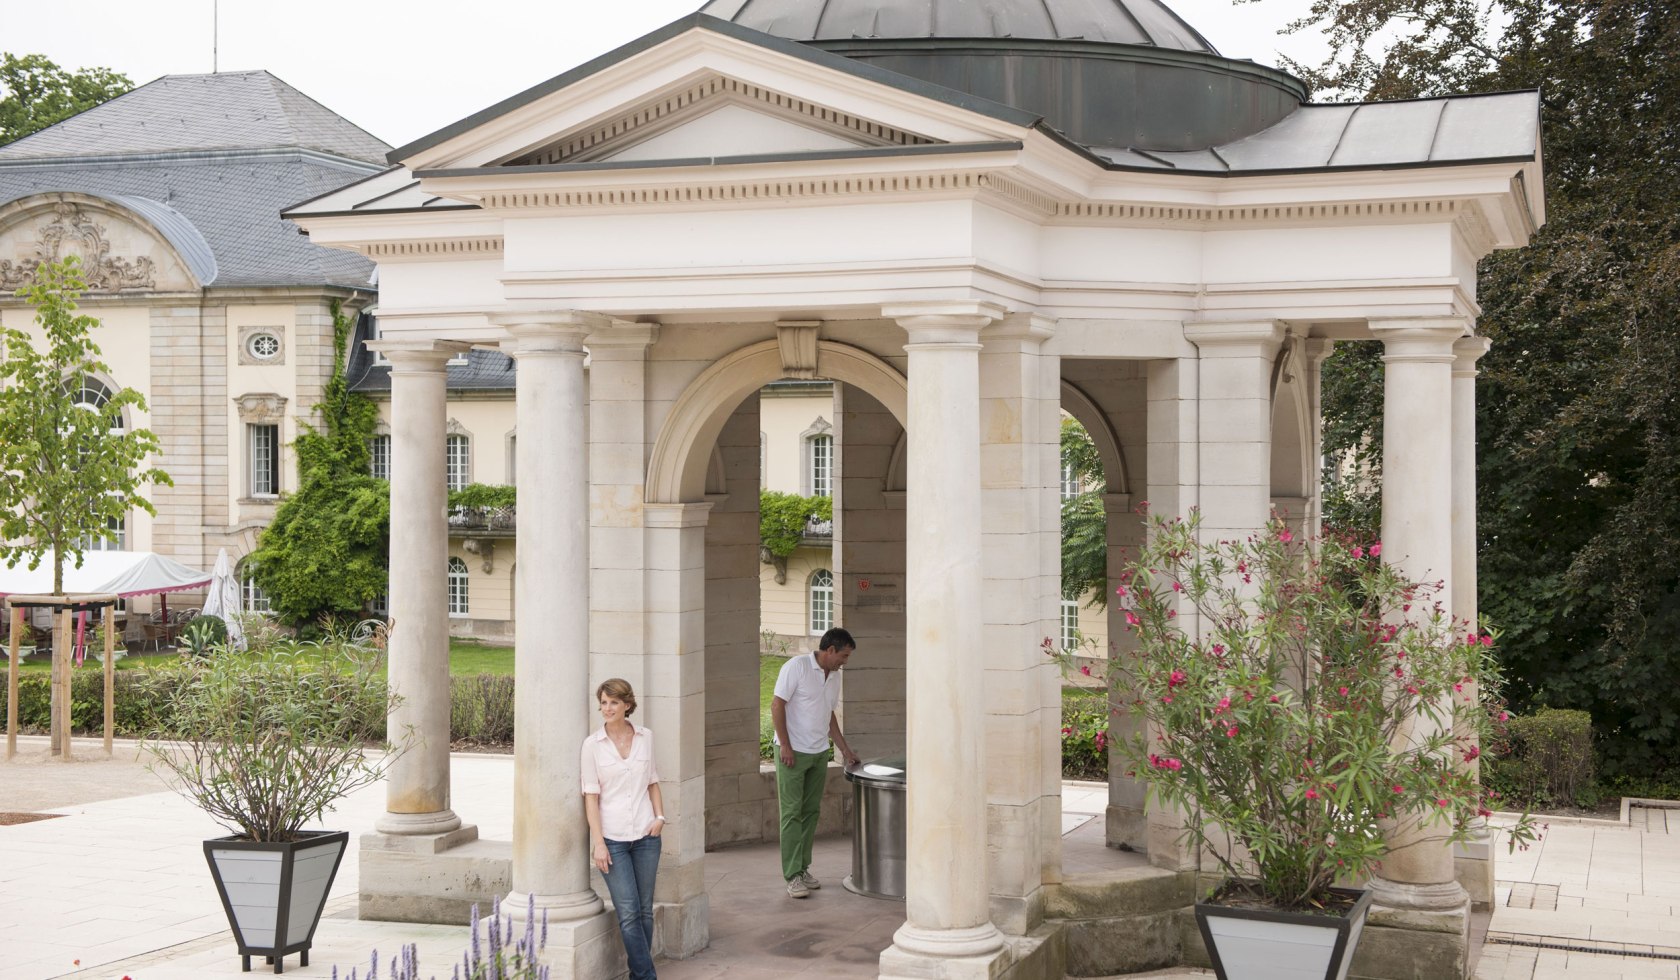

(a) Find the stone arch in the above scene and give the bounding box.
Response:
[1270,358,1314,503]
[1059,378,1131,495]
[646,339,908,503]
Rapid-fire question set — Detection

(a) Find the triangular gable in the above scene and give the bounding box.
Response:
[391,14,1039,174]
[504,75,936,167]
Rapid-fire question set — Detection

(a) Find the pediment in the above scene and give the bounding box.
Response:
[502,74,938,168]
[0,194,203,293]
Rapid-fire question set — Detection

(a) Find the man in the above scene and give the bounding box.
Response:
[771,626,861,898]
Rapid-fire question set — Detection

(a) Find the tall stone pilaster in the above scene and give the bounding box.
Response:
[1451,336,1495,908]
[879,303,1006,978]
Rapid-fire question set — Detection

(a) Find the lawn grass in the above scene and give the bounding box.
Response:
[10,638,514,676]
[761,654,790,733]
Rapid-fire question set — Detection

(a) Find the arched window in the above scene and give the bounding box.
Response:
[809,568,834,635]
[241,563,272,614]
[446,434,470,491]
[63,375,123,430]
[447,557,470,616]
[370,434,391,481]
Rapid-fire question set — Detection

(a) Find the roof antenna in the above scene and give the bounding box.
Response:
[213,0,219,73]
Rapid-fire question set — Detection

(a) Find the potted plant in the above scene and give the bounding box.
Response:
[145,644,403,974]
[1065,511,1535,980]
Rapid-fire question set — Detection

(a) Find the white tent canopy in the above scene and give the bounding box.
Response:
[0,551,212,598]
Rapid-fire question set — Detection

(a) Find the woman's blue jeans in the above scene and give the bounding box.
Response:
[600,835,661,980]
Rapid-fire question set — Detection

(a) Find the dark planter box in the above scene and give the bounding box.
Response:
[1195,885,1372,980]
[203,830,349,974]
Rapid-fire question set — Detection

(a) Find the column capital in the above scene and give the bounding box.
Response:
[1371,318,1468,364]
[371,340,471,372]
[1183,320,1286,357]
[1453,335,1492,377]
[492,310,610,355]
[644,501,714,529]
[884,300,1006,345]
[1302,336,1336,367]
[584,318,660,352]
[983,312,1057,345]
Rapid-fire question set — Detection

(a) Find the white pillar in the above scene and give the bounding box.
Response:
[1182,321,1285,542]
[880,303,1006,976]
[1451,335,1495,907]
[497,315,603,922]
[1302,338,1335,537]
[377,343,469,836]
[1369,318,1469,912]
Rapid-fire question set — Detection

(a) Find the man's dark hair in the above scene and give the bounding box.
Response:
[818,627,855,652]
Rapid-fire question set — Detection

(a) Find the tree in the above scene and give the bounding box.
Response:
[249,301,388,625]
[0,53,132,146]
[1060,417,1108,607]
[758,489,832,585]
[0,256,170,593]
[1275,0,1680,773]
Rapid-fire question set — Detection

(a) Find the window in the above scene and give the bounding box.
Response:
[447,557,470,616]
[371,591,388,618]
[250,424,280,496]
[246,332,282,361]
[809,568,834,635]
[1061,460,1081,500]
[446,434,470,491]
[1061,599,1080,651]
[77,515,125,551]
[808,434,833,497]
[370,434,391,481]
[241,564,272,614]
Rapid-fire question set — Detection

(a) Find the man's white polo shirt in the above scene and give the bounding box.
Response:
[773,651,841,754]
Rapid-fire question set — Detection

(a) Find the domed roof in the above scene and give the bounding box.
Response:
[698,0,1219,54]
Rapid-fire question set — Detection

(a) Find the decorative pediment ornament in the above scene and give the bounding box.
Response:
[446,417,470,436]
[234,392,289,424]
[0,202,157,291]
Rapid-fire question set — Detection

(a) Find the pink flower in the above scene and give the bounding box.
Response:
[1168,670,1187,688]
[1498,711,1509,722]
[1338,686,1348,696]
[1167,758,1182,770]
[1124,611,1140,627]
[1370,542,1382,557]
[1278,529,1294,543]
[1269,694,1280,703]
[1116,585,1129,599]
[1080,664,1092,676]
[1481,635,1494,647]
[1463,746,1481,763]
[1392,785,1404,794]
[1350,546,1365,559]
[1305,789,1319,800]
[1225,724,1239,738]
[1436,798,1450,808]
[1172,581,1183,592]
[1215,697,1231,714]
[1162,695,1174,704]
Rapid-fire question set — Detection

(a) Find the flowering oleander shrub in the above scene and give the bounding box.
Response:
[1057,510,1537,910]
[1061,692,1111,780]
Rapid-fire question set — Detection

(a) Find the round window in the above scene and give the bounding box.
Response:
[247,333,281,360]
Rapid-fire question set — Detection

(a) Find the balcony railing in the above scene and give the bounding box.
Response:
[448,505,517,533]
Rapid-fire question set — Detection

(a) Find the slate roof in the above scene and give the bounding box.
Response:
[0,70,389,164]
[0,71,389,289]
[347,316,516,394]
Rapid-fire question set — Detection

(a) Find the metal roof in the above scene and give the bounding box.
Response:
[0,70,390,165]
[347,318,516,394]
[698,0,1218,52]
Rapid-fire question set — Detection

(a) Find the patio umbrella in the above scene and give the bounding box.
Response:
[199,548,244,650]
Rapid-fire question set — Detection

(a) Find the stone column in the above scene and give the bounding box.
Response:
[1451,336,1495,908]
[1301,338,1335,537]
[1182,322,1285,543]
[495,315,614,955]
[376,343,470,837]
[879,303,1006,977]
[977,313,1058,937]
[1368,317,1470,915]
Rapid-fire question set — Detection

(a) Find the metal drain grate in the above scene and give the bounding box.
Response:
[1503,881,1560,910]
[1488,932,1680,962]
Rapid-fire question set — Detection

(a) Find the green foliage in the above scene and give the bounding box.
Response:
[0,53,131,146]
[450,673,516,745]
[1484,708,1599,809]
[1060,691,1111,780]
[1058,513,1535,909]
[178,615,228,657]
[1060,417,1110,607]
[0,256,172,593]
[250,301,388,624]
[758,490,832,559]
[144,646,403,841]
[448,483,516,510]
[1290,0,1680,774]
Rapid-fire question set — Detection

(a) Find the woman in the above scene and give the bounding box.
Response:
[581,678,665,980]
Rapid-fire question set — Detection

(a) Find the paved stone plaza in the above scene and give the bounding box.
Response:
[5,737,1678,979]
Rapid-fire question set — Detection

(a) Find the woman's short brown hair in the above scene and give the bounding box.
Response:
[596,677,637,717]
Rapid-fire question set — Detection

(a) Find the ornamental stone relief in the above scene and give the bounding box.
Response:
[234,392,288,425]
[0,200,162,292]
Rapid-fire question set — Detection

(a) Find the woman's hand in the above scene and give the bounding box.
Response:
[647,816,666,838]
[592,839,611,873]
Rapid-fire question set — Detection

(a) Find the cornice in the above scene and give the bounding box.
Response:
[360,237,504,259]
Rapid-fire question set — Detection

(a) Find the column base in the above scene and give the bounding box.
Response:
[654,895,710,960]
[1353,889,1471,980]
[880,923,1008,979]
[1368,875,1469,912]
[501,886,605,926]
[535,907,629,980]
[1105,804,1146,852]
[1454,825,1497,910]
[358,826,511,924]
[376,807,463,836]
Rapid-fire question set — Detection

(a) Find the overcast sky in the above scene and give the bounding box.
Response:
[5,0,1329,148]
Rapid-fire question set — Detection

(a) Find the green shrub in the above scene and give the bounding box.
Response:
[1485,708,1597,808]
[0,664,194,736]
[449,673,515,745]
[178,615,227,656]
[1061,691,1110,781]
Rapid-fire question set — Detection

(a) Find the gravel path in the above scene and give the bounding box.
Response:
[2,736,173,812]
